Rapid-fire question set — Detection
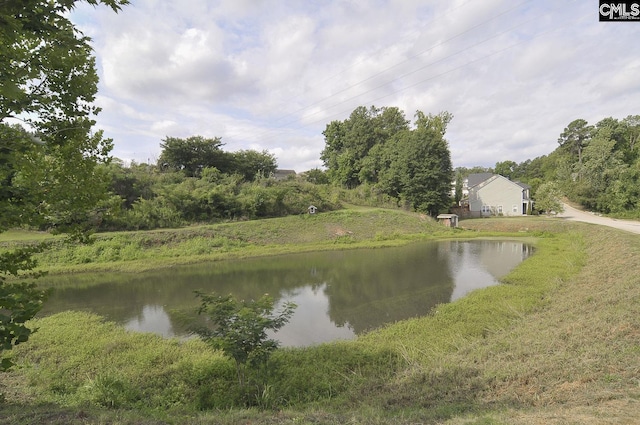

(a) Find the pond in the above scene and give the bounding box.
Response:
[39,240,532,347]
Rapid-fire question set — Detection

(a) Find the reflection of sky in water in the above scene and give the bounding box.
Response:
[44,240,531,347]
[269,284,355,346]
[448,241,530,301]
[125,305,176,337]
[124,285,356,346]
[449,250,497,301]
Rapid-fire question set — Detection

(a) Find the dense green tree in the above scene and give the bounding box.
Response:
[579,128,626,211]
[102,159,157,208]
[0,0,127,370]
[460,165,493,175]
[494,160,517,180]
[621,115,640,162]
[321,106,410,187]
[230,149,277,182]
[550,116,640,216]
[595,117,626,153]
[158,136,277,180]
[159,136,226,177]
[558,119,593,170]
[606,160,640,213]
[0,0,128,126]
[303,168,329,185]
[321,106,452,214]
[453,169,464,205]
[534,181,564,215]
[378,111,453,215]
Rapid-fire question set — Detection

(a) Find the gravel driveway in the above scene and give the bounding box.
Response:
[557,203,640,235]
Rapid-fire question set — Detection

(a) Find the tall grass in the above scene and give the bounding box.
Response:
[22,208,448,274]
[11,311,237,411]
[10,311,401,413]
[4,218,639,424]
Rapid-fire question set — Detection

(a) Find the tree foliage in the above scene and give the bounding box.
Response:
[378,112,453,215]
[158,136,277,180]
[321,106,453,215]
[494,160,517,180]
[534,182,564,215]
[320,106,410,188]
[230,149,278,181]
[159,136,225,177]
[0,0,127,370]
[553,116,640,215]
[0,0,128,125]
[0,243,50,371]
[193,292,296,395]
[557,118,593,169]
[97,163,341,230]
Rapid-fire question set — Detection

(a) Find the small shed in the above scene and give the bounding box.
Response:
[308,205,317,214]
[437,213,458,228]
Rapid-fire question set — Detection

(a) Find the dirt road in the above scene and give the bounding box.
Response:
[557,203,640,235]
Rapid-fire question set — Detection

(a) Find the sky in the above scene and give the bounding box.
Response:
[70,0,640,172]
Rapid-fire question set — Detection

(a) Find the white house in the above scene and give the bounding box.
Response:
[467,174,531,217]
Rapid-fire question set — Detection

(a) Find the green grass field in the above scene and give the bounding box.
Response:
[3,208,451,275]
[1,211,638,424]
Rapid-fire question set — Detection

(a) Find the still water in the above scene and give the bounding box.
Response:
[39,240,532,347]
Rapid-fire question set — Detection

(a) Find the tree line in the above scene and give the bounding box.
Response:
[99,139,340,231]
[451,115,640,218]
[88,105,455,231]
[321,106,453,216]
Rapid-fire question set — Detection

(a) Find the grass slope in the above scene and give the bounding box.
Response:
[2,208,446,275]
[1,214,639,424]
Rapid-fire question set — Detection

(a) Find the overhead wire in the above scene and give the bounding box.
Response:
[243,8,590,145]
[266,0,534,128]
[219,0,531,144]
[222,0,577,148]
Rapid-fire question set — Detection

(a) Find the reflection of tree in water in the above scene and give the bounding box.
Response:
[40,253,334,330]
[40,241,529,343]
[322,243,454,334]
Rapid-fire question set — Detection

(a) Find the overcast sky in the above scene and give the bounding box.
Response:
[71,0,640,171]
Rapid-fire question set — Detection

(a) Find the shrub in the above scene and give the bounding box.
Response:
[192,292,296,406]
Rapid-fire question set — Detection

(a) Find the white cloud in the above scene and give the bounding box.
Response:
[73,0,640,170]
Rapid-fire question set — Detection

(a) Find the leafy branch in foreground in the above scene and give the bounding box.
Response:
[192,291,296,401]
[0,0,127,376]
[0,244,50,371]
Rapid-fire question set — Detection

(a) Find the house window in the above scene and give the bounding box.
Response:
[512,204,518,213]
[481,205,491,214]
[497,205,503,215]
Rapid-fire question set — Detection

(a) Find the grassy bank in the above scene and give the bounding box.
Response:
[1,208,451,275]
[1,213,639,424]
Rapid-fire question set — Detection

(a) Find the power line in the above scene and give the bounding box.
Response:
[266,0,534,128]
[220,1,534,144]
[223,1,577,147]
[266,10,591,140]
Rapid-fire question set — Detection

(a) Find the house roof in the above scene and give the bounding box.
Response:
[468,173,531,191]
[467,173,494,188]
